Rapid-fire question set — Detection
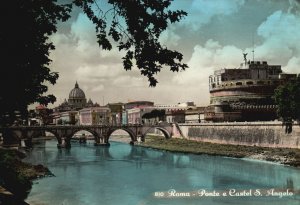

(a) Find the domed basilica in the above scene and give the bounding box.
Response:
[54,82,99,112]
[68,81,86,109]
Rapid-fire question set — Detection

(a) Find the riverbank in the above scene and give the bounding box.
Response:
[0,147,53,204]
[138,135,300,168]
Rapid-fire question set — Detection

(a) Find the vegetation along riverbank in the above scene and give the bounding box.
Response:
[139,135,300,168]
[0,148,53,204]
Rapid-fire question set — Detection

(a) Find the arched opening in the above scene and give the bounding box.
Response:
[143,127,171,143]
[30,131,56,147]
[40,129,60,148]
[107,129,135,144]
[71,129,98,145]
[45,131,56,139]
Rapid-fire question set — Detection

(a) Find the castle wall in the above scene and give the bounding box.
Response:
[173,122,300,149]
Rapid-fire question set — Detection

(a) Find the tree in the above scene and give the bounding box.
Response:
[274,77,300,133]
[0,0,187,126]
[36,107,54,125]
[142,109,166,122]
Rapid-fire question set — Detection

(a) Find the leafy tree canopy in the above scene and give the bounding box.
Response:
[142,109,165,119]
[0,0,187,125]
[274,76,300,123]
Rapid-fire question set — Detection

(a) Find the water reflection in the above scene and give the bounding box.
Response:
[24,139,300,205]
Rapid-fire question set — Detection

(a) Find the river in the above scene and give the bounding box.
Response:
[23,139,300,205]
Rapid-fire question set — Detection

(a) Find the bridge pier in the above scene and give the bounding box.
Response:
[103,137,110,146]
[56,137,62,148]
[94,142,110,147]
[140,135,146,142]
[57,137,71,149]
[24,138,33,148]
[94,136,110,146]
[65,138,71,148]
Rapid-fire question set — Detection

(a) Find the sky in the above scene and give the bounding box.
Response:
[45,0,300,108]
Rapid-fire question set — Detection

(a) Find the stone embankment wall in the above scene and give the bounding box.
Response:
[173,122,300,149]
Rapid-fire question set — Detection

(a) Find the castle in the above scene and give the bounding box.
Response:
[205,60,298,122]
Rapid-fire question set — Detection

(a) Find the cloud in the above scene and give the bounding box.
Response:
[45,0,299,109]
[91,84,105,92]
[70,13,125,63]
[71,13,95,43]
[173,39,243,103]
[173,39,243,83]
[284,57,300,74]
[159,25,181,46]
[75,64,123,81]
[179,0,245,30]
[112,76,145,88]
[247,9,300,68]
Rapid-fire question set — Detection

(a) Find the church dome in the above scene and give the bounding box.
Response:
[69,82,86,99]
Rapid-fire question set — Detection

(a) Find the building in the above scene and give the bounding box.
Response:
[68,81,87,109]
[127,107,155,124]
[52,81,100,124]
[122,101,154,125]
[108,103,123,125]
[206,60,298,122]
[165,108,185,123]
[54,82,86,112]
[79,107,110,125]
[154,102,197,123]
[123,101,154,110]
[185,107,206,123]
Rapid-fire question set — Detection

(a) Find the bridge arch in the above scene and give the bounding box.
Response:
[142,126,172,141]
[41,129,63,145]
[41,129,60,138]
[106,128,136,143]
[69,129,100,141]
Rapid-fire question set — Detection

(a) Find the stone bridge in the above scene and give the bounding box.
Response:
[0,123,174,148]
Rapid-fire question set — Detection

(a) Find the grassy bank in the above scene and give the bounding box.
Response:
[139,135,300,168]
[0,148,52,204]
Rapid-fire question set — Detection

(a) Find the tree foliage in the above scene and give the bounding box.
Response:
[0,0,187,125]
[274,77,300,123]
[72,0,188,86]
[142,109,165,119]
[1,0,71,125]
